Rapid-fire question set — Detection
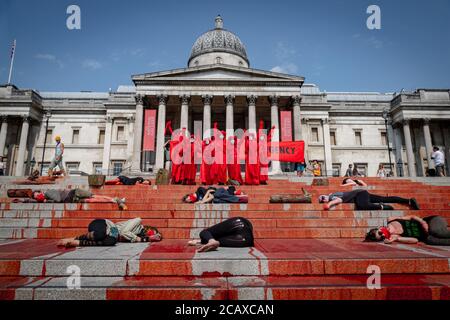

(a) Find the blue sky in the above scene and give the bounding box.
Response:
[1,0,449,93]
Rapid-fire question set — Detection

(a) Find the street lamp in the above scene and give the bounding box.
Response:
[40,111,51,176]
[30,157,36,174]
[382,108,393,176]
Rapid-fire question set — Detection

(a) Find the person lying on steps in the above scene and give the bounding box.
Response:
[341,178,367,187]
[105,175,151,185]
[188,217,254,252]
[13,188,127,210]
[57,217,162,247]
[318,189,420,211]
[365,215,450,246]
[182,186,248,204]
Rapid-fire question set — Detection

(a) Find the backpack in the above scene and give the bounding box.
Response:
[270,188,312,203]
[312,178,329,186]
[155,168,170,185]
[88,175,106,187]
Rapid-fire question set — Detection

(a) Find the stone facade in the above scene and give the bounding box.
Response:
[0,17,449,177]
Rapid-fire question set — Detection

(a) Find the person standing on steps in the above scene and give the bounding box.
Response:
[318,189,420,211]
[48,135,66,176]
[344,164,353,177]
[431,146,446,177]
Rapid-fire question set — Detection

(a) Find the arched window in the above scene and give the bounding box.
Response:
[215,56,222,64]
[194,60,199,66]
[239,60,243,66]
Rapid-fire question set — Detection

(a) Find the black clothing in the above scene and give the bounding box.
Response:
[424,216,450,246]
[199,217,254,248]
[75,219,117,246]
[390,219,427,241]
[333,190,410,210]
[118,176,144,185]
[195,187,216,201]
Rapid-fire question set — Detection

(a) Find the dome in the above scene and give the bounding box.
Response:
[188,16,249,68]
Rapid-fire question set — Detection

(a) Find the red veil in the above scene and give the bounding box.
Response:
[245,130,260,185]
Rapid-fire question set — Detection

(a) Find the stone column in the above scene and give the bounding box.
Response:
[247,95,257,134]
[126,115,135,165]
[154,94,168,171]
[322,118,333,177]
[0,116,8,156]
[422,118,434,169]
[131,94,144,171]
[301,118,310,162]
[102,116,113,174]
[180,94,190,130]
[202,95,212,138]
[15,116,30,176]
[292,95,302,141]
[225,95,235,138]
[269,95,282,174]
[402,119,417,177]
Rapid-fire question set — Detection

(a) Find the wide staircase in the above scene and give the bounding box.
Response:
[0,176,449,300]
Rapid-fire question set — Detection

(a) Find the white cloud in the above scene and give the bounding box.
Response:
[274,42,297,60]
[270,41,300,74]
[366,36,383,49]
[82,59,102,70]
[35,53,64,68]
[270,63,299,74]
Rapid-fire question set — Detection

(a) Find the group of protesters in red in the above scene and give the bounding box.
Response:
[165,121,274,186]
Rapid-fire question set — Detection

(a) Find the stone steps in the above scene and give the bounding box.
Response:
[0,177,449,300]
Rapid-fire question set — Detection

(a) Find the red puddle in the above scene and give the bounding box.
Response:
[0,240,75,260]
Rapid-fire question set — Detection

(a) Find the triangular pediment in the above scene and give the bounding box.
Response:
[132,64,304,83]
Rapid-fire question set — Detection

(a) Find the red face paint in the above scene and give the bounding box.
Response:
[188,194,197,203]
[379,227,391,239]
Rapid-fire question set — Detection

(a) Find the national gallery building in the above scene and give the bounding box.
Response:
[0,16,449,177]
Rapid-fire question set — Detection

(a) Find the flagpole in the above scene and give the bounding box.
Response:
[7,40,16,84]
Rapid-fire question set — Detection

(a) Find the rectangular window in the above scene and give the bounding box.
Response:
[354,163,368,176]
[311,127,319,142]
[93,162,103,175]
[39,162,50,174]
[332,163,341,177]
[72,129,80,144]
[354,131,362,145]
[381,132,387,146]
[112,161,124,176]
[66,162,80,173]
[330,131,336,145]
[116,126,125,141]
[45,129,53,144]
[98,129,105,144]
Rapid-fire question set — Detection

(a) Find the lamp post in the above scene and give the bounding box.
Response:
[382,109,393,176]
[40,111,51,176]
[30,157,36,175]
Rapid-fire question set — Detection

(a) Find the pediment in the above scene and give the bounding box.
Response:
[132,65,304,83]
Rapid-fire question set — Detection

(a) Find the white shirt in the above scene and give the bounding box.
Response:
[432,150,445,166]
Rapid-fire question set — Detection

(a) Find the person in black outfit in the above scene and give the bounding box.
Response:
[188,217,254,252]
[105,176,150,185]
[365,215,450,246]
[58,219,119,247]
[319,189,420,211]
